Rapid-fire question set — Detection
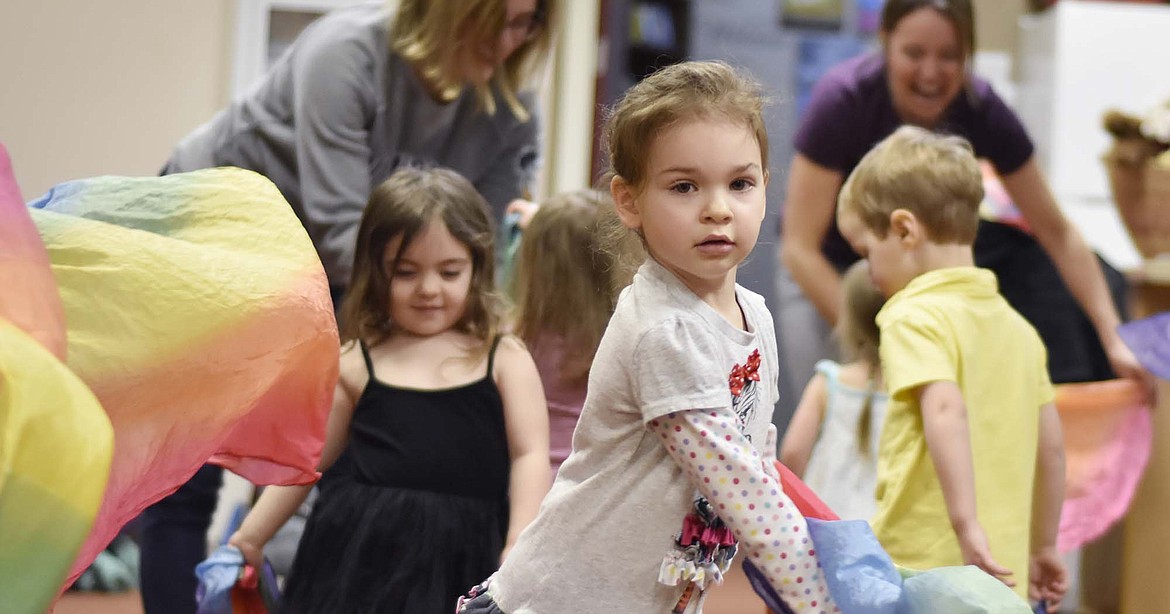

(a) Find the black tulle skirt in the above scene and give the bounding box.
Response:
[279,476,506,614]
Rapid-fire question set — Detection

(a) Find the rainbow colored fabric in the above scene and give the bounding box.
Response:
[0,144,113,614]
[2,146,337,611]
[1055,380,1151,552]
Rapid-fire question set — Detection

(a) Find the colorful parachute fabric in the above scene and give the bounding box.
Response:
[978,161,1030,233]
[1118,312,1170,381]
[19,164,338,595]
[0,142,115,614]
[1055,379,1151,552]
[0,143,66,358]
[0,322,114,613]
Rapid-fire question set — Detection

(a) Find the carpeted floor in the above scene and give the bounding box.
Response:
[54,590,143,614]
[51,566,765,614]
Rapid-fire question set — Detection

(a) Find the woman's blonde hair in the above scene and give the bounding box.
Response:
[340,167,503,350]
[511,189,642,383]
[389,0,556,121]
[604,60,768,191]
[836,260,886,455]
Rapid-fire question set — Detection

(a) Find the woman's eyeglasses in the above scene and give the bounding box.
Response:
[503,3,545,43]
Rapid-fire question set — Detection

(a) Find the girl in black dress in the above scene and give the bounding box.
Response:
[228,167,550,613]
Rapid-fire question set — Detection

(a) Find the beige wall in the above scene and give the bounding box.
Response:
[973,0,1028,55]
[0,1,234,199]
[0,1,1018,202]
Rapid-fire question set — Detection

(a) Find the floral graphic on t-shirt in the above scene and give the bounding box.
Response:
[729,348,761,437]
[660,348,763,611]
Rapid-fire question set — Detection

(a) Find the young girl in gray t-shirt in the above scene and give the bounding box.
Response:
[458,60,839,614]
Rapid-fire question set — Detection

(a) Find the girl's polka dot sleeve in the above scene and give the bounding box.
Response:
[650,409,838,614]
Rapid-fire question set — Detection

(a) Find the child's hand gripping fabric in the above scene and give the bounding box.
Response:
[651,411,839,614]
[196,545,281,614]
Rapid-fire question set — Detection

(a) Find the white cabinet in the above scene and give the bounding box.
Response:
[1014,0,1170,268]
[1016,0,1170,200]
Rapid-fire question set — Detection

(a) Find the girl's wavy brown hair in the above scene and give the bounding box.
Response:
[340,167,502,352]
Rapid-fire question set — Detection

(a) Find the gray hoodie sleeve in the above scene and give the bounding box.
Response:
[289,23,380,287]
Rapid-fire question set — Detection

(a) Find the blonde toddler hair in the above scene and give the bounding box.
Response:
[838,125,984,244]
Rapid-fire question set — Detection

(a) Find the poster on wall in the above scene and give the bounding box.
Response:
[856,0,885,35]
[630,1,678,49]
[780,0,845,31]
[795,36,869,116]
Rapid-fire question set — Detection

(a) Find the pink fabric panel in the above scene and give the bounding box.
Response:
[0,142,66,358]
[1056,380,1151,552]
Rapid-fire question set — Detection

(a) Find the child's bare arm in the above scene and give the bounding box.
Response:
[651,409,838,614]
[919,380,1014,586]
[1031,403,1065,553]
[495,336,551,560]
[228,344,361,568]
[778,372,827,477]
[1029,402,1068,607]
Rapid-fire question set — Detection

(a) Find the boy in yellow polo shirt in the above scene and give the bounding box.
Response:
[835,125,1068,610]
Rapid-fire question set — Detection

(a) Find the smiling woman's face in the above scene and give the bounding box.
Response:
[883,7,966,128]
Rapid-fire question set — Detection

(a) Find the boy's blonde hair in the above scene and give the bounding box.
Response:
[341,167,502,349]
[838,125,984,244]
[604,60,768,190]
[836,260,886,454]
[389,0,555,121]
[512,189,642,383]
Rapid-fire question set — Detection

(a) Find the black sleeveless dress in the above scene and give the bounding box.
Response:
[281,338,511,613]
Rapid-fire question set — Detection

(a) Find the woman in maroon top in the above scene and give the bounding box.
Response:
[775,0,1149,417]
